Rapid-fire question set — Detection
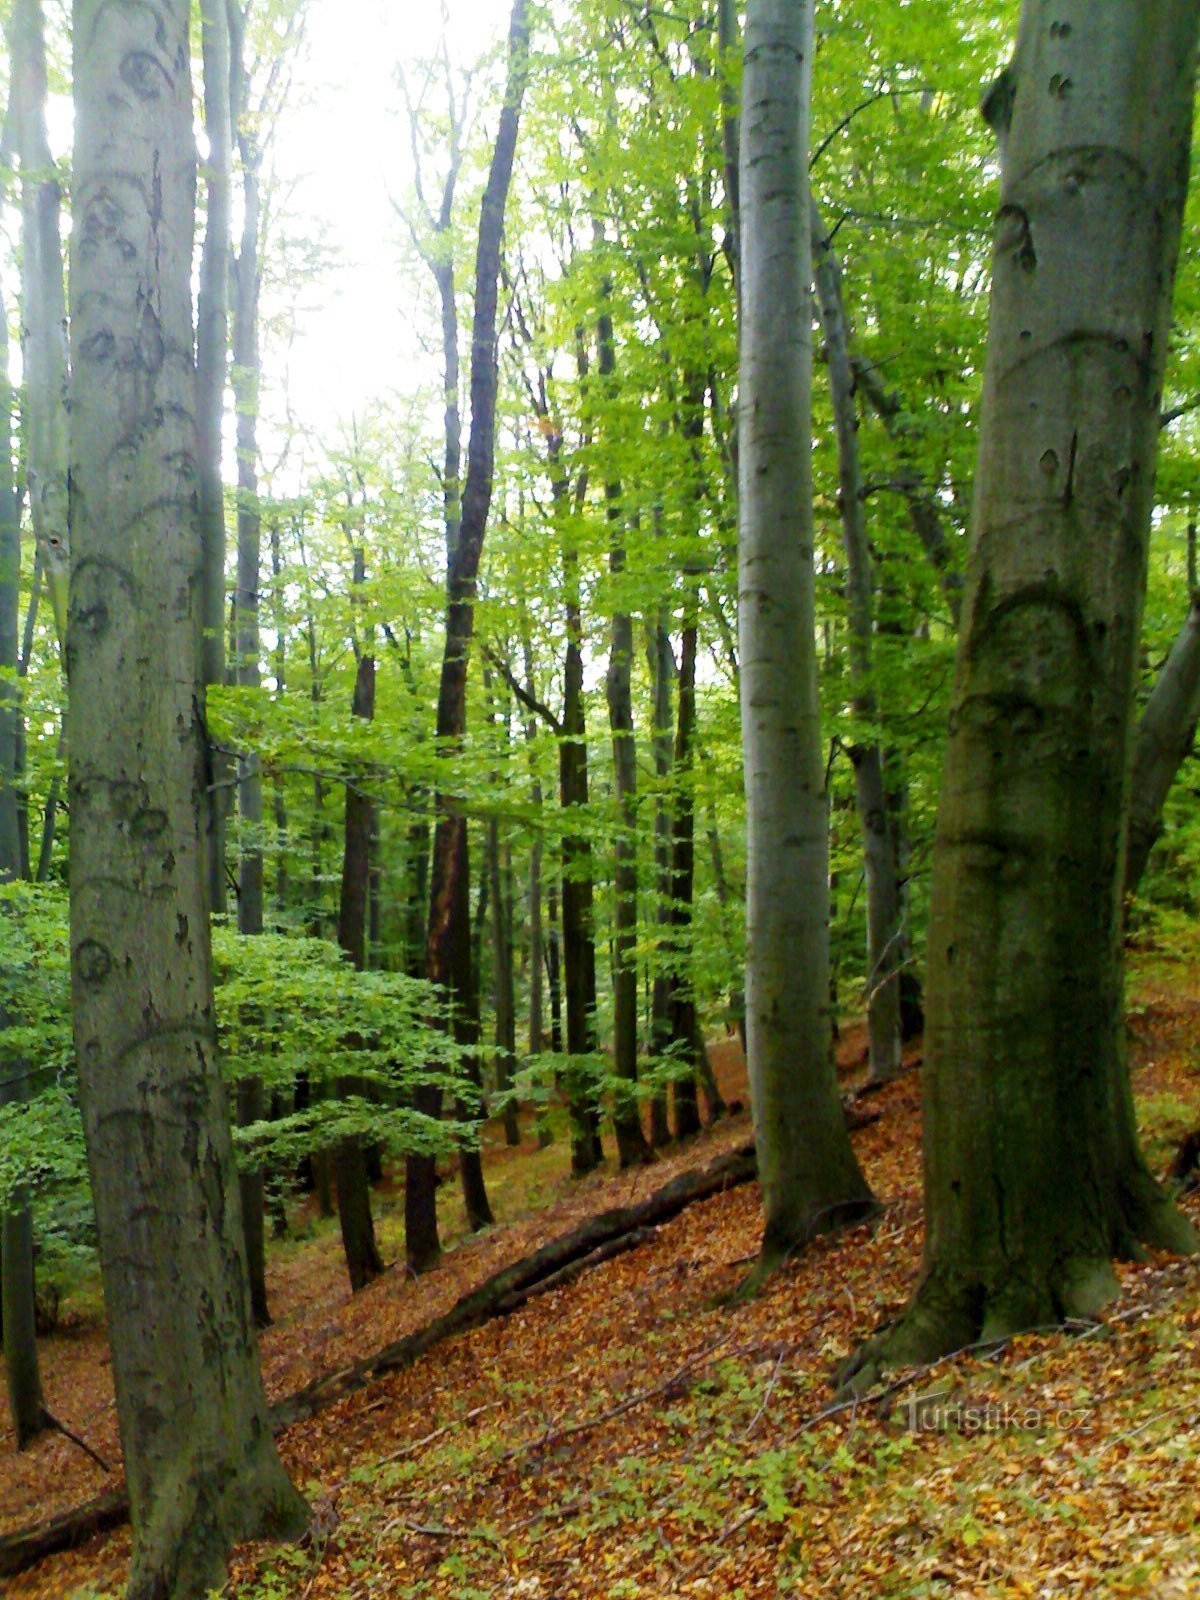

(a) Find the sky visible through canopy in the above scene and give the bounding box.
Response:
[272,0,511,446]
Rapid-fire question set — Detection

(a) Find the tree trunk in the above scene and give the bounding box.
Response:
[704,781,746,1049]
[198,0,233,916]
[599,301,652,1168]
[407,0,529,1270]
[0,1166,43,1451]
[811,201,903,1083]
[523,646,545,1061]
[1124,595,1200,897]
[0,260,45,1449]
[647,617,675,1147]
[10,0,69,647]
[229,19,273,1318]
[68,4,308,1591]
[13,555,37,883]
[528,817,551,1149]
[847,0,1200,1382]
[560,549,604,1174]
[717,0,740,288]
[667,616,704,1140]
[489,817,521,1147]
[738,0,876,1277]
[453,846,493,1234]
[334,650,385,1291]
[269,521,290,914]
[546,875,563,1056]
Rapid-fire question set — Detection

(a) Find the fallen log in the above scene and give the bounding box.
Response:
[0,1489,129,1579]
[0,1142,756,1579]
[494,1227,659,1315]
[270,1142,757,1429]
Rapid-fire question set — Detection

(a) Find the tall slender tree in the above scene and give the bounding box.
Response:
[406,0,530,1269]
[197,0,233,915]
[9,0,69,644]
[68,2,308,1590]
[811,202,904,1084]
[328,516,385,1289]
[597,285,653,1167]
[0,0,63,1444]
[0,258,46,1451]
[737,0,876,1279]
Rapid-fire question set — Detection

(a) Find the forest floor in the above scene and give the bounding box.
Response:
[7,942,1200,1597]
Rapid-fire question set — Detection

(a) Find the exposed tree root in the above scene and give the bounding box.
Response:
[837,1236,1194,1397]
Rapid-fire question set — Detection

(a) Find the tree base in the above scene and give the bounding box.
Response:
[727,1194,879,1305]
[838,1188,1199,1396]
[126,1451,309,1600]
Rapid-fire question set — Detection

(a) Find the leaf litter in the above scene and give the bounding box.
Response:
[5,957,1200,1597]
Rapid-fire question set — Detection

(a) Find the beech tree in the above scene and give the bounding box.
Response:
[737,0,875,1278]
[68,1,308,1591]
[845,0,1200,1382]
[0,260,46,1451]
[1,0,66,1449]
[406,0,530,1270]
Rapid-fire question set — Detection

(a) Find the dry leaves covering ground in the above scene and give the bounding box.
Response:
[6,950,1200,1598]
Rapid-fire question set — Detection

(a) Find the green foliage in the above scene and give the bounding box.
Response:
[211,922,473,1168]
[0,889,479,1266]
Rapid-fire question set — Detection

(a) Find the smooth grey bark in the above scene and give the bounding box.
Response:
[738,0,876,1274]
[229,3,272,1317]
[9,0,68,647]
[407,0,529,1269]
[0,258,46,1450]
[13,552,40,883]
[232,380,270,1326]
[6,0,66,909]
[846,0,1200,1384]
[811,201,903,1083]
[68,4,309,1591]
[198,0,233,916]
[1125,595,1200,897]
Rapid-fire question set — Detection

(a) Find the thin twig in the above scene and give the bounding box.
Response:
[741,1351,786,1440]
[44,1412,110,1474]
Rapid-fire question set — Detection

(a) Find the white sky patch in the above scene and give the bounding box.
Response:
[268,0,512,445]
